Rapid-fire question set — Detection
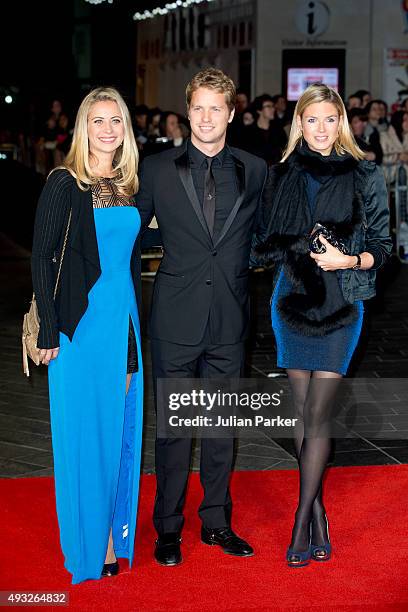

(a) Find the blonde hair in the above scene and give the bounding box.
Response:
[186,67,236,112]
[61,87,138,196]
[281,83,365,162]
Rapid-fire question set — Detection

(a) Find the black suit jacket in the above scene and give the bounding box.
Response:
[137,141,267,345]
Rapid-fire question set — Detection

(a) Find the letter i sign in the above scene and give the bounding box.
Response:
[295,1,330,38]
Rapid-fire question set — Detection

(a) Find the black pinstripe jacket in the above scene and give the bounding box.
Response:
[31,169,141,349]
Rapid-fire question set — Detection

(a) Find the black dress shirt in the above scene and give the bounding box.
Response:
[187,139,239,240]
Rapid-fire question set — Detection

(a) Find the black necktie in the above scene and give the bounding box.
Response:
[203,157,216,236]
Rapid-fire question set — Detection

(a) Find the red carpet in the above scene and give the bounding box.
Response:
[1,466,408,611]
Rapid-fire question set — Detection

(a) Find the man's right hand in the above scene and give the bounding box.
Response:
[39,348,60,365]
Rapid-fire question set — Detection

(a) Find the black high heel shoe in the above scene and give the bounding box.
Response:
[101,560,119,577]
[311,514,331,562]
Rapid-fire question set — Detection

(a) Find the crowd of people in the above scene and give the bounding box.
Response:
[10,86,408,187]
[128,88,408,178]
[32,99,73,174]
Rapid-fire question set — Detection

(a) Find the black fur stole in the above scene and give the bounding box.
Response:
[255,144,365,336]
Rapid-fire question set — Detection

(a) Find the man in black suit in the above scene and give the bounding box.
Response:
[136,68,267,566]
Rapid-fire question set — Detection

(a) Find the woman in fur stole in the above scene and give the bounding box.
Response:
[254,84,392,567]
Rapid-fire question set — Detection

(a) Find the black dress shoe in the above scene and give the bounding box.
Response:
[201,526,254,557]
[154,533,182,566]
[101,560,119,577]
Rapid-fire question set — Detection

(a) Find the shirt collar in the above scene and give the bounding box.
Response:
[187,138,228,167]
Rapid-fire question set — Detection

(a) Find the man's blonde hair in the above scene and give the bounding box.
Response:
[186,68,236,111]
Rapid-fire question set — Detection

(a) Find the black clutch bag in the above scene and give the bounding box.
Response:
[309,223,349,255]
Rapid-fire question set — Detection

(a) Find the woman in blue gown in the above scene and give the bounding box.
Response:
[255,84,392,568]
[31,88,143,584]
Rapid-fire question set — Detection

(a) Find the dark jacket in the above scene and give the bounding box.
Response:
[253,159,392,305]
[355,133,383,166]
[31,169,141,349]
[136,141,267,345]
[340,161,391,302]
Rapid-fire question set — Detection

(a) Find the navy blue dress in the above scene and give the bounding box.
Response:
[271,172,363,375]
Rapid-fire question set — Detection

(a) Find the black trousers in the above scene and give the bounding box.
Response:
[151,326,245,535]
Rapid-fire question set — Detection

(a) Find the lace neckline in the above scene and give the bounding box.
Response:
[91,177,134,209]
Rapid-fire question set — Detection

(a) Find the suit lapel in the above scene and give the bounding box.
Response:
[213,152,246,248]
[174,148,212,242]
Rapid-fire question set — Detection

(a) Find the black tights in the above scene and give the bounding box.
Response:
[287,369,342,552]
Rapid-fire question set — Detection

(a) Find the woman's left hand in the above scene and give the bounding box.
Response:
[310,235,354,271]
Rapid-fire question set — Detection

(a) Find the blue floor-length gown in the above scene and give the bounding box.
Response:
[48,205,143,584]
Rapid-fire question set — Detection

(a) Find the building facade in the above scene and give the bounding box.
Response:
[135,0,408,112]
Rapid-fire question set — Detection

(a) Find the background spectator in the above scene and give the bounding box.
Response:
[235,89,249,115]
[355,89,372,106]
[227,89,249,147]
[272,94,290,127]
[146,106,162,140]
[133,103,149,148]
[380,110,408,182]
[401,97,408,113]
[363,100,384,164]
[242,106,256,126]
[347,93,363,109]
[35,98,67,174]
[159,111,180,140]
[143,111,189,157]
[348,108,377,162]
[54,113,72,166]
[376,99,389,132]
[242,94,287,165]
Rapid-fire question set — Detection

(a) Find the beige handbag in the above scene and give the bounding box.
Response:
[22,210,72,376]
